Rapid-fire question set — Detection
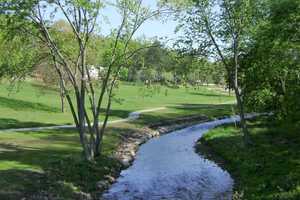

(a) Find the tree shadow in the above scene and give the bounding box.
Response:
[134,103,235,127]
[189,91,230,97]
[101,108,131,119]
[0,109,131,129]
[174,103,235,109]
[0,96,60,113]
[0,126,139,199]
[0,118,58,129]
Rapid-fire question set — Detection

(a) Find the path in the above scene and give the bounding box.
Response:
[0,107,166,132]
[0,101,236,133]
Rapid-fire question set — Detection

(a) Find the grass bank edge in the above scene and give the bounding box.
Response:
[0,103,235,199]
[196,116,300,200]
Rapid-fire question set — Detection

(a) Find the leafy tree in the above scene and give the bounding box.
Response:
[2,0,161,161]
[243,0,300,121]
[164,0,257,145]
[0,17,39,81]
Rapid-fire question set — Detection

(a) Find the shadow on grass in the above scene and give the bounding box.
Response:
[198,117,300,200]
[0,126,139,199]
[0,109,130,129]
[103,108,131,119]
[0,96,61,113]
[189,91,230,97]
[135,103,235,126]
[0,118,58,129]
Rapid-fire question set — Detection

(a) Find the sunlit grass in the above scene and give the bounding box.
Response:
[0,80,235,199]
[0,80,234,129]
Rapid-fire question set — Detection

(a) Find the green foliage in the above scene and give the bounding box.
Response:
[0,30,39,80]
[243,0,300,121]
[173,0,300,123]
[199,116,300,199]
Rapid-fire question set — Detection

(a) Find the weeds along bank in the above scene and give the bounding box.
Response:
[197,116,300,200]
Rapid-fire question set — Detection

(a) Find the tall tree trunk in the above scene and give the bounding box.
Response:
[232,34,251,146]
[60,95,65,113]
[59,80,65,113]
[94,116,102,157]
[77,98,90,160]
[233,86,251,145]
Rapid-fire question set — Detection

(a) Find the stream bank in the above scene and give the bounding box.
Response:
[101,116,246,200]
[96,115,210,194]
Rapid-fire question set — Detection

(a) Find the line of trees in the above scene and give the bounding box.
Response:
[0,0,226,161]
[32,35,226,88]
[2,0,296,158]
[242,0,300,122]
[162,0,300,145]
[1,0,167,161]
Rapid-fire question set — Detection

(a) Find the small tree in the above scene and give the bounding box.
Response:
[2,0,162,161]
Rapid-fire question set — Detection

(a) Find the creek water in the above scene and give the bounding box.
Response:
[102,115,253,200]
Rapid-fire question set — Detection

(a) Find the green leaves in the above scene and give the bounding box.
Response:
[243,0,300,121]
[0,32,39,80]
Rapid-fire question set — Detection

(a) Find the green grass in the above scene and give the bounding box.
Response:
[0,104,235,199]
[0,80,235,199]
[0,123,136,199]
[197,117,300,200]
[0,80,234,129]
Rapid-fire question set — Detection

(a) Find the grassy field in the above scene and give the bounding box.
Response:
[0,80,235,199]
[0,123,134,199]
[0,80,234,129]
[197,116,300,200]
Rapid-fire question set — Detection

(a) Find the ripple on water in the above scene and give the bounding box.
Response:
[102,115,257,200]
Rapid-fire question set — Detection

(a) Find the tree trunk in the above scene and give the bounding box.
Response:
[60,95,65,113]
[94,117,102,157]
[59,81,65,113]
[76,91,95,161]
[232,35,251,146]
[233,87,251,145]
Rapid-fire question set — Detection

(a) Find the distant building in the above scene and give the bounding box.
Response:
[88,65,105,80]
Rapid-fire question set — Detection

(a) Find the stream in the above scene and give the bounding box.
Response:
[102,115,254,200]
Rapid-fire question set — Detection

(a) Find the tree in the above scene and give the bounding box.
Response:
[0,16,39,81]
[164,0,256,145]
[2,0,162,161]
[242,0,300,121]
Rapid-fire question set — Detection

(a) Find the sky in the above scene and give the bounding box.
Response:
[46,0,179,46]
[100,0,179,43]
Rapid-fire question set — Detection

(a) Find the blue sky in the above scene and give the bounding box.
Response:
[46,0,179,46]
[100,0,178,41]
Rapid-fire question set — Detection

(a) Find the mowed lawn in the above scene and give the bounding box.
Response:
[0,80,234,129]
[0,80,235,199]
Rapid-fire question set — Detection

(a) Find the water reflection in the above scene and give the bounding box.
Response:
[103,115,258,200]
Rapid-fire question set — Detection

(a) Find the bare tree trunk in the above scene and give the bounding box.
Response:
[77,94,91,160]
[94,116,101,157]
[60,95,65,113]
[233,36,251,145]
[28,0,160,162]
[233,86,251,145]
[95,82,114,156]
[59,80,65,113]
